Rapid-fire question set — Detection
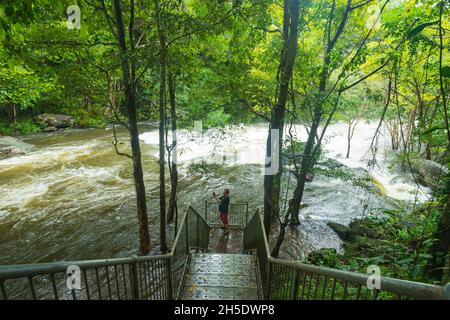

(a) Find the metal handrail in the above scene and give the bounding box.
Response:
[204,201,249,228]
[244,211,450,300]
[0,206,209,300]
[0,255,170,280]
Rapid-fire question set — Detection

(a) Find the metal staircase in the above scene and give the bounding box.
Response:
[182,253,259,300]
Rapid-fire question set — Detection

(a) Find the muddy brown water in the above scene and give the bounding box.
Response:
[0,123,421,265]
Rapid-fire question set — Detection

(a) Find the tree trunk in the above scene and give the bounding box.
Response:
[155,0,168,253]
[425,143,431,160]
[346,120,357,158]
[112,0,150,255]
[167,72,178,225]
[12,104,16,124]
[391,120,399,151]
[346,122,352,158]
[263,0,300,236]
[289,0,352,227]
[289,115,320,226]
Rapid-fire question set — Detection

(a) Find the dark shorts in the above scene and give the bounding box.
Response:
[220,212,228,225]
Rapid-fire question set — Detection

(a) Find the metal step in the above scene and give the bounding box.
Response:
[182,286,259,300]
[191,253,255,265]
[182,253,260,300]
[188,264,255,275]
[185,274,258,288]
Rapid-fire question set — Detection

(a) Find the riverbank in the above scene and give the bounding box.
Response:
[0,112,109,137]
[307,201,448,285]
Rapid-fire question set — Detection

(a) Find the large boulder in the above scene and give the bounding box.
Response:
[409,158,448,190]
[328,220,381,241]
[327,222,355,241]
[0,136,35,160]
[35,114,74,129]
[317,158,345,169]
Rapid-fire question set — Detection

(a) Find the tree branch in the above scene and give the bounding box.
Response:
[351,0,373,10]
[112,124,132,159]
[239,99,271,122]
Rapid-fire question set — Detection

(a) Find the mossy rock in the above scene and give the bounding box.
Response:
[345,236,387,252]
[349,219,382,239]
[328,219,383,242]
[327,222,354,241]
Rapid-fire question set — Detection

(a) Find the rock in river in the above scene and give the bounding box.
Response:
[35,113,74,129]
[327,220,380,241]
[409,158,449,191]
[0,136,35,160]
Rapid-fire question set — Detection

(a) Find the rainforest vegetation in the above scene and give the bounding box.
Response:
[0,0,449,287]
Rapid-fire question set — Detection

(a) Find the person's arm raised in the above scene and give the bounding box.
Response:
[212,193,222,203]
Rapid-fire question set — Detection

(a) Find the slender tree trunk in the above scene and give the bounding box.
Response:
[425,96,440,160]
[263,0,300,236]
[167,72,178,225]
[346,129,351,158]
[112,0,150,255]
[391,120,399,150]
[155,0,168,253]
[346,121,354,158]
[12,104,16,124]
[289,0,352,227]
[346,120,358,158]
[425,143,431,160]
[288,113,320,226]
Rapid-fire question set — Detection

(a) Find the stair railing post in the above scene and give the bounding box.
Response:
[130,257,140,300]
[166,258,174,300]
[196,212,200,250]
[245,203,249,227]
[290,269,300,300]
[185,210,190,254]
[265,261,272,300]
[204,200,208,225]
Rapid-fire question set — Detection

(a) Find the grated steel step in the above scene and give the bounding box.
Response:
[185,274,258,288]
[182,253,260,300]
[182,286,259,300]
[191,253,255,264]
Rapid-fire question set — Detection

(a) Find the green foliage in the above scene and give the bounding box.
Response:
[442,66,450,78]
[307,248,339,268]
[0,118,12,135]
[203,109,231,128]
[0,63,55,110]
[310,201,446,284]
[408,21,439,38]
[314,164,374,192]
[186,160,225,179]
[283,138,322,168]
[0,117,40,135]
[10,118,40,134]
[70,108,106,128]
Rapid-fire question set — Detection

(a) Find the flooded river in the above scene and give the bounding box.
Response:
[0,122,429,264]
